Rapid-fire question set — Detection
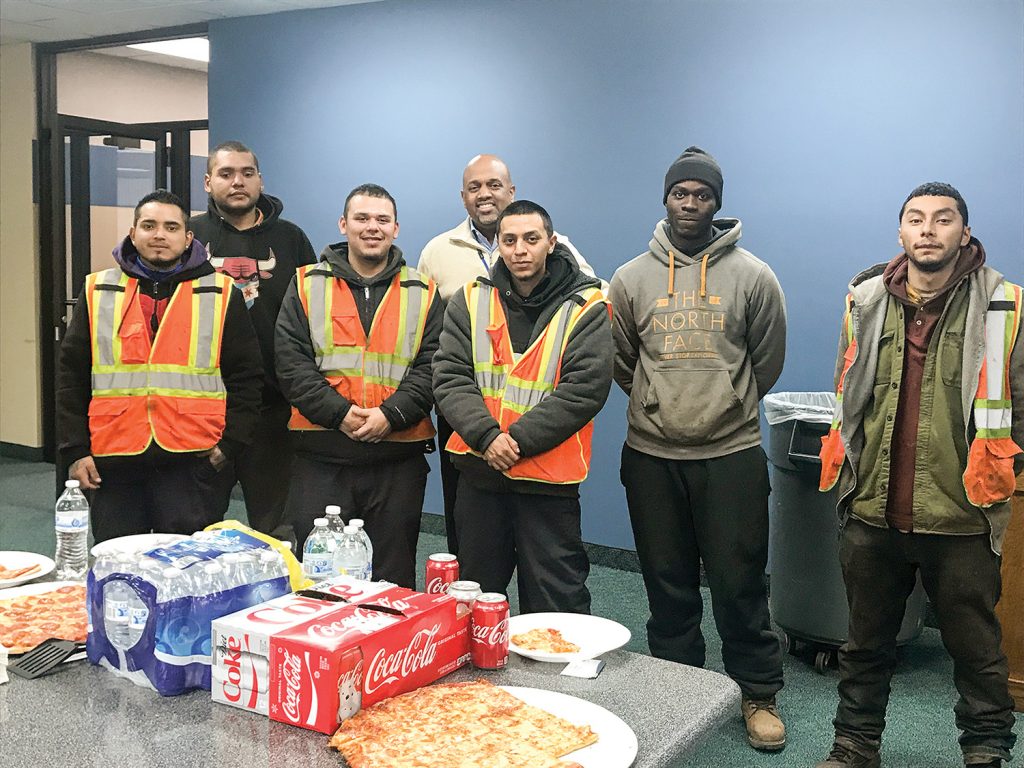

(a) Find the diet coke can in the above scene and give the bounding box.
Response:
[447,580,481,618]
[470,593,509,670]
[425,553,460,595]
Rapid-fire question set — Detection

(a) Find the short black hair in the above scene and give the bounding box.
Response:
[208,141,260,173]
[900,182,968,226]
[133,189,189,226]
[343,183,398,221]
[496,199,553,237]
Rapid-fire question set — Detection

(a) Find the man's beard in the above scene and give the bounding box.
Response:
[910,247,959,273]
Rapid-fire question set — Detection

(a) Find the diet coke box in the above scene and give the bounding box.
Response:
[211,576,401,714]
[268,590,471,733]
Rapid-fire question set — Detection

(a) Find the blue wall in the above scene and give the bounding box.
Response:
[208,0,1024,550]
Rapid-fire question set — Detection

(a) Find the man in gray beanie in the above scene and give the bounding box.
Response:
[609,146,789,751]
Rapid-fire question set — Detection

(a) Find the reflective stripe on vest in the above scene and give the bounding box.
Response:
[445,282,607,484]
[86,268,231,456]
[819,281,1022,508]
[288,263,436,441]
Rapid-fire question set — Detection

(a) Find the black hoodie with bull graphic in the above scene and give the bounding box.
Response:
[190,193,317,405]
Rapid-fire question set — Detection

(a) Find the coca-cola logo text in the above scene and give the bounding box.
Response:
[308,607,398,641]
[220,634,244,703]
[425,577,450,595]
[364,625,440,695]
[280,649,306,724]
[248,596,334,625]
[471,617,509,646]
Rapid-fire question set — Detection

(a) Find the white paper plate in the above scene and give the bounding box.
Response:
[502,686,638,767]
[0,551,55,589]
[91,533,188,558]
[507,612,631,663]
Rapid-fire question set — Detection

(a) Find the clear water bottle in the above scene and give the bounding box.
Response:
[303,518,335,581]
[126,582,151,649]
[220,552,245,590]
[202,561,228,596]
[103,579,132,650]
[325,505,344,534]
[335,525,371,580]
[349,519,374,580]
[259,549,285,581]
[55,479,90,581]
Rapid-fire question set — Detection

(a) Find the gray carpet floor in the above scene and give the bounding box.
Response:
[1,456,1018,767]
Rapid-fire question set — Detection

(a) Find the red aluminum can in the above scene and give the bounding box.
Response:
[425,553,460,595]
[470,593,509,670]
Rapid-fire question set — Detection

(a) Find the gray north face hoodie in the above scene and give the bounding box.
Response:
[608,218,787,460]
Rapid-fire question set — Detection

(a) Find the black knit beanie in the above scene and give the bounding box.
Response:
[663,146,723,210]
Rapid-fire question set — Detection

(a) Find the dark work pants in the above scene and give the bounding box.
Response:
[454,477,591,615]
[91,453,227,543]
[209,402,296,535]
[285,453,428,588]
[435,410,460,556]
[834,518,1016,763]
[620,443,783,700]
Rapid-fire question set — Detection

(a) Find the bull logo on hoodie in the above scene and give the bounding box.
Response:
[208,245,276,307]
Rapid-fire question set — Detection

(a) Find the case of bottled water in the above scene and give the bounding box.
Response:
[86,527,291,696]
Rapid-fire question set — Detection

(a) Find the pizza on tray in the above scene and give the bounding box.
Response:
[0,584,87,653]
[329,678,597,768]
[510,627,581,655]
[0,563,42,582]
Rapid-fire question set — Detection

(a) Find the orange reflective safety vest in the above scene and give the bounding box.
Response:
[445,282,608,484]
[85,268,233,456]
[287,263,436,441]
[819,281,1023,508]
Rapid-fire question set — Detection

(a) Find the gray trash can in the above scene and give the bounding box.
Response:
[764,392,927,672]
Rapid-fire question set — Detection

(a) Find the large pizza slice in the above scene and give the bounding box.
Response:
[0,584,87,653]
[329,679,597,768]
[510,627,581,654]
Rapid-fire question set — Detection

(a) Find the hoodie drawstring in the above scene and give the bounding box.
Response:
[668,251,676,295]
[668,250,710,298]
[700,252,709,298]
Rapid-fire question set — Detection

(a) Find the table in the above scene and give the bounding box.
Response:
[0,647,739,768]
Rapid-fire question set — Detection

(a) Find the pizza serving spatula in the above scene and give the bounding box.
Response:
[7,639,86,679]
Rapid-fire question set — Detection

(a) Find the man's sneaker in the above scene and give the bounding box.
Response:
[815,743,881,768]
[741,697,786,751]
[965,761,1002,768]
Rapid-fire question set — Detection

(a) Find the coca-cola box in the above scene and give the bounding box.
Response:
[268,589,471,734]
[211,577,401,714]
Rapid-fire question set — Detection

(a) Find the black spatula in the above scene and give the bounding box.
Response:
[8,639,86,679]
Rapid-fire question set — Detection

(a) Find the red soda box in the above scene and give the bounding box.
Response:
[268,590,471,734]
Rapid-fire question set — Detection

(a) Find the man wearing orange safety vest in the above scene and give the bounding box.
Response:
[433,200,612,614]
[57,190,264,543]
[274,184,442,588]
[815,183,1022,768]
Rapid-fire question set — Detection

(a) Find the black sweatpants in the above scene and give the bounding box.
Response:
[834,518,1016,764]
[454,477,591,615]
[91,452,228,543]
[620,443,783,700]
[285,453,428,588]
[435,410,460,556]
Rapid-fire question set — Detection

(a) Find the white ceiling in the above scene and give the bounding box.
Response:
[0,0,383,45]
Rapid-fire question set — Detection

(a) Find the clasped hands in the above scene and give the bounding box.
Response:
[483,432,520,472]
[341,406,393,443]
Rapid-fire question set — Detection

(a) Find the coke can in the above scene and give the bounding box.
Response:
[425,553,460,595]
[447,580,481,618]
[470,593,509,670]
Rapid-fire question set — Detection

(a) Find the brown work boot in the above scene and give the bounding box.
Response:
[741,696,786,751]
[815,742,882,767]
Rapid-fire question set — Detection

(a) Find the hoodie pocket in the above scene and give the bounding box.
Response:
[637,368,745,446]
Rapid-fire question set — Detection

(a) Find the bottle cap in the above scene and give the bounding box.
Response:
[314,518,328,527]
[325,505,341,516]
[163,567,182,579]
[343,525,357,534]
[350,518,364,528]
[65,480,80,488]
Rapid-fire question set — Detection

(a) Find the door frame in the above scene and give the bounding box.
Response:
[35,23,208,463]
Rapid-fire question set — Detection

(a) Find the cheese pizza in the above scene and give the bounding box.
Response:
[0,563,42,581]
[329,679,596,768]
[510,627,581,654]
[0,584,87,653]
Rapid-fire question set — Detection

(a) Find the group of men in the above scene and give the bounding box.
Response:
[56,140,1021,767]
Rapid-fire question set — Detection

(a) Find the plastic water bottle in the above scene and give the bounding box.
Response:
[259,549,285,581]
[349,519,374,580]
[103,579,132,650]
[325,505,344,534]
[55,479,90,581]
[126,581,151,649]
[335,525,371,580]
[303,518,335,581]
[202,561,228,596]
[220,552,246,590]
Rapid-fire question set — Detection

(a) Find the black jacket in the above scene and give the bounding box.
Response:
[274,242,442,464]
[433,245,613,496]
[57,237,264,469]
[189,194,317,407]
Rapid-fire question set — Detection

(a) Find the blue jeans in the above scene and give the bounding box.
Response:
[834,518,1016,763]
